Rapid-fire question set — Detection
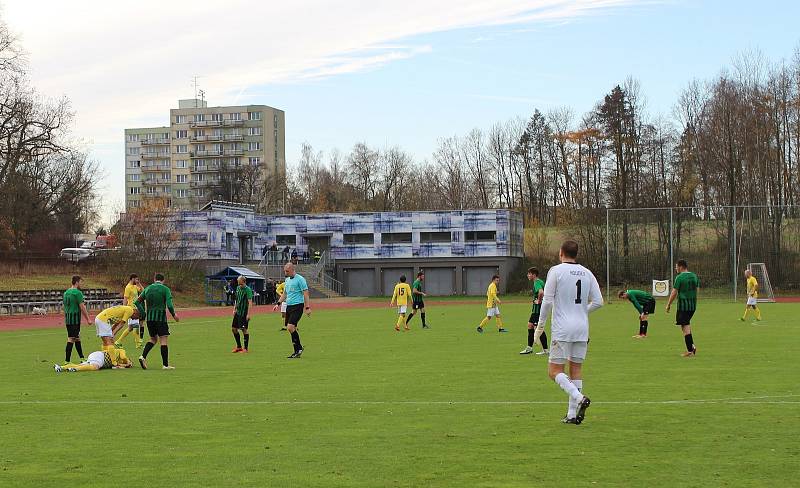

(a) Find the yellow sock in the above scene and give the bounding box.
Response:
[117,328,131,343]
[133,329,142,345]
[755,307,762,320]
[65,363,96,372]
[496,317,504,329]
[742,307,749,320]
[396,315,404,329]
[478,317,490,329]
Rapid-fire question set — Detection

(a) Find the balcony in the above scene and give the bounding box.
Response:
[141,138,170,145]
[224,149,244,156]
[190,180,217,188]
[222,119,244,127]
[141,153,170,159]
[142,192,169,199]
[191,150,224,158]
[192,165,220,173]
[141,165,170,172]
[191,134,223,142]
[190,119,223,128]
[223,134,244,141]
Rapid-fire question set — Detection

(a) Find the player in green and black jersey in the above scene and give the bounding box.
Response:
[405,271,429,329]
[520,267,548,355]
[62,275,91,363]
[666,260,700,357]
[231,275,254,353]
[136,273,180,369]
[619,289,656,338]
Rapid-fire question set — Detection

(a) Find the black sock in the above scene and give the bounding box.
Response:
[65,342,73,362]
[142,341,154,358]
[527,328,535,347]
[74,340,84,359]
[290,331,302,352]
[684,334,694,352]
[244,333,250,349]
[160,345,169,366]
[233,332,242,348]
[405,312,415,324]
[421,313,426,326]
[540,331,548,350]
[639,320,648,335]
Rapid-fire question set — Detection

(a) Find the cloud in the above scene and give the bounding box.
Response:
[1,0,650,223]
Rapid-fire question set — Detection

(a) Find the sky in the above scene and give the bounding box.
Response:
[2,0,799,226]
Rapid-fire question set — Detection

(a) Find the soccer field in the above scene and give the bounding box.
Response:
[1,300,797,487]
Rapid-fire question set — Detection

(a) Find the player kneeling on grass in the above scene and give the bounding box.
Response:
[539,240,603,425]
[477,275,507,333]
[95,305,140,350]
[619,289,656,338]
[390,275,412,331]
[520,267,548,355]
[54,347,132,372]
[231,276,254,353]
[741,269,762,322]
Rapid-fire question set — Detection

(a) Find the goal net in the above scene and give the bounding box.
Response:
[747,263,776,303]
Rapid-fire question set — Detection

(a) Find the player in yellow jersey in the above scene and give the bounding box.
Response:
[477,275,508,333]
[54,347,132,372]
[115,274,144,348]
[740,269,762,322]
[95,305,139,349]
[390,275,413,331]
[276,280,288,330]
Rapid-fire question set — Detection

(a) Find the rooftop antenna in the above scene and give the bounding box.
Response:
[198,89,205,106]
[191,75,204,107]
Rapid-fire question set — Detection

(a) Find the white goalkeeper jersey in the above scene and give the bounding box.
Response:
[539,262,604,342]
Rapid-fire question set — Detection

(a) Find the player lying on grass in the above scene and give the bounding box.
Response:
[520,267,548,355]
[477,275,507,333]
[54,347,132,372]
[741,269,762,322]
[618,289,656,338]
[390,275,412,332]
[95,305,140,349]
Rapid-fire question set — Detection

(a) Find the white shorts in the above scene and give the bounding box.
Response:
[747,297,758,306]
[486,307,501,317]
[397,305,407,314]
[280,302,288,313]
[549,340,588,364]
[95,318,113,338]
[128,319,140,328]
[86,351,105,368]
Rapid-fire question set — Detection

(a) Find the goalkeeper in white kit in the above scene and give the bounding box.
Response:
[538,240,604,425]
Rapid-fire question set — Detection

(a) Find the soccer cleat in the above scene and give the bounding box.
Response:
[681,347,697,357]
[575,396,591,423]
[632,334,646,339]
[295,348,303,358]
[739,317,745,322]
[561,416,580,425]
[232,347,244,353]
[404,326,410,331]
[498,328,508,333]
[279,327,287,331]
[476,326,483,333]
[519,346,533,355]
[138,356,147,370]
[54,364,63,373]
[162,365,175,370]
[395,326,400,332]
[67,368,77,372]
[536,349,549,356]
[422,324,431,329]
[241,348,249,354]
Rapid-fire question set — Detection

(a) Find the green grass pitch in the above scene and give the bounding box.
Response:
[1,300,798,487]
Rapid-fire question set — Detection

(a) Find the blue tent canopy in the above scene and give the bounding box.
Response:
[205,266,267,305]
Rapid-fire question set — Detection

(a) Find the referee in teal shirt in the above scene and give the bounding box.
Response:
[274,262,311,358]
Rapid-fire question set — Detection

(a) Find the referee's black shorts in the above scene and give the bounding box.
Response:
[285,303,304,326]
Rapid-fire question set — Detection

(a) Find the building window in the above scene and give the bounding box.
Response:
[193,113,204,122]
[230,157,241,167]
[193,173,205,182]
[176,129,187,139]
[248,111,261,121]
[210,158,221,167]
[212,128,222,138]
[127,134,139,142]
[176,189,188,198]
[129,160,140,168]
[176,160,187,169]
[129,187,140,195]
[175,115,187,124]
[212,143,223,153]
[225,232,233,251]
[128,147,140,155]
[381,232,412,244]
[465,231,496,242]
[129,174,140,181]
[194,129,204,138]
[248,142,261,151]
[195,188,204,197]
[420,232,451,243]
[176,174,187,183]
[344,233,374,245]
[274,113,278,128]
[160,172,169,180]
[249,157,260,165]
[229,112,241,121]
[176,145,188,154]
[276,235,296,246]
[274,129,278,143]
[129,200,140,208]
[211,113,223,121]
[248,126,261,136]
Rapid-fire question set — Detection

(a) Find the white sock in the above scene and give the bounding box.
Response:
[567,379,583,418]
[555,373,584,403]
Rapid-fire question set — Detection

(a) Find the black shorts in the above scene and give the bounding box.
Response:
[231,315,249,329]
[147,321,170,337]
[285,304,304,326]
[412,300,425,310]
[65,323,80,338]
[676,309,695,326]
[528,313,540,325]
[642,301,656,315]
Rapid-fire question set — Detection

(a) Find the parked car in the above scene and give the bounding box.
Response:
[60,248,94,262]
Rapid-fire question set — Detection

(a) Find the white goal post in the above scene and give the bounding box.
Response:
[747,263,776,303]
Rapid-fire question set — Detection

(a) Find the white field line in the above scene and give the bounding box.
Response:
[0,394,798,406]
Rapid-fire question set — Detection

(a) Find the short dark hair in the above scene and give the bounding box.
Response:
[400,275,407,283]
[618,290,627,299]
[527,267,539,276]
[129,273,138,280]
[561,240,579,259]
[677,259,688,269]
[492,274,500,281]
[71,275,81,285]
[155,273,165,281]
[417,271,424,278]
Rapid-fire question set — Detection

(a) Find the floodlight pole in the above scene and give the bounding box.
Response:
[606,208,610,303]
[732,206,737,301]
[669,208,674,287]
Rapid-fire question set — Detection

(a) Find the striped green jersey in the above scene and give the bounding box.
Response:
[139,282,175,322]
[63,288,84,325]
[234,285,254,317]
[531,278,545,314]
[626,289,654,314]
[412,279,423,303]
[673,272,700,311]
